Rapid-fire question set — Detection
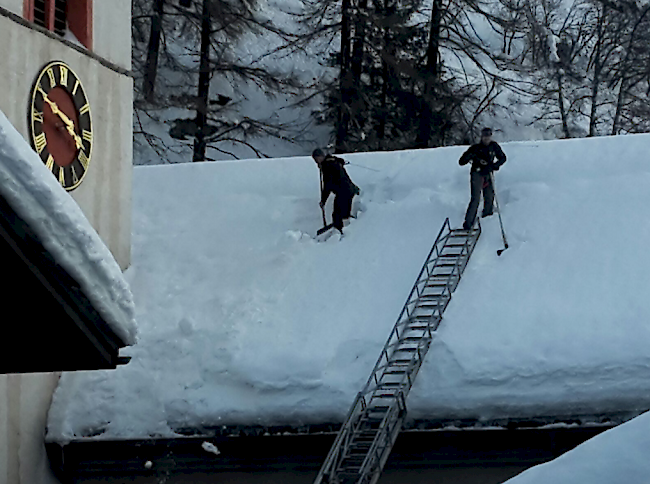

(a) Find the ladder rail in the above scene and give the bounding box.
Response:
[314,219,481,484]
[360,219,453,394]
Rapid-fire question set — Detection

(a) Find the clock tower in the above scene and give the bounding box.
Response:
[0,0,132,270]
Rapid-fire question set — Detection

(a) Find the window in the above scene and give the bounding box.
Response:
[24,0,92,49]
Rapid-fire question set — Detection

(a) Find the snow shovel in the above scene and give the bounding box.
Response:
[317,169,334,235]
[491,172,509,256]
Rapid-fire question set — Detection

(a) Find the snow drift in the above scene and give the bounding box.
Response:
[0,111,137,345]
[504,411,650,484]
[48,133,650,441]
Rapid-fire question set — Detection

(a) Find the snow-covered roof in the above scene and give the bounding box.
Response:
[0,110,137,346]
[504,411,650,484]
[48,133,650,442]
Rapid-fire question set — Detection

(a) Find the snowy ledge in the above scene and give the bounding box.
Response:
[0,110,137,345]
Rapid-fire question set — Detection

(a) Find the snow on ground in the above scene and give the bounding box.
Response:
[48,133,650,441]
[504,411,650,484]
[0,111,137,345]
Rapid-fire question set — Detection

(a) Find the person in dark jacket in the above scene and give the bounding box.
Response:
[459,128,507,230]
[312,148,360,232]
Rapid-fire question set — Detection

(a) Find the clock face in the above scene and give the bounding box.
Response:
[28,61,93,191]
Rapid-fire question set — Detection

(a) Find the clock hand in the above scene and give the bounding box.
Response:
[38,88,84,150]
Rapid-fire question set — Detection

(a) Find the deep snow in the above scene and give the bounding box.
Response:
[504,411,650,484]
[0,111,137,345]
[48,133,650,441]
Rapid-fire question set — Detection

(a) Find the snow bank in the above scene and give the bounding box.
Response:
[0,111,137,345]
[504,411,650,484]
[48,133,650,441]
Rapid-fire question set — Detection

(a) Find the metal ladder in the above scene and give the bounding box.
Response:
[313,218,481,484]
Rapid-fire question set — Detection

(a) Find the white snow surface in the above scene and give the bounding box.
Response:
[0,111,137,345]
[48,134,650,441]
[505,411,650,484]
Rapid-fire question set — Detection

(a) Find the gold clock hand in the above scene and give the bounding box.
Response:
[39,89,84,150]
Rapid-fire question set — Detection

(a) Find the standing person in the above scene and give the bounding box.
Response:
[312,149,360,233]
[459,128,507,230]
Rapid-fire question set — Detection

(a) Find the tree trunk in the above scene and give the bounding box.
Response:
[350,0,368,141]
[557,72,571,138]
[610,7,650,134]
[589,5,606,137]
[143,0,165,103]
[377,0,396,147]
[335,0,354,153]
[611,78,626,135]
[193,0,211,162]
[417,0,443,148]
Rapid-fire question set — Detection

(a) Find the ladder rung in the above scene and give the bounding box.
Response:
[418,303,445,316]
[369,405,390,412]
[339,467,362,474]
[350,443,372,451]
[419,295,448,301]
[400,336,423,342]
[393,347,418,352]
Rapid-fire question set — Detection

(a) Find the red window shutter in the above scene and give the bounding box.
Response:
[23,0,35,21]
[67,0,93,49]
[45,0,56,31]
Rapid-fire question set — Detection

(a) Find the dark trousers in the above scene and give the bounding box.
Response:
[333,192,354,230]
[464,172,494,228]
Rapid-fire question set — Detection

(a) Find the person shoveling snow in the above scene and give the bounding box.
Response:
[312,148,360,237]
[459,127,507,230]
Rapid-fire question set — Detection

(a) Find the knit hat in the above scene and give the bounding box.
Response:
[312,148,325,158]
[481,127,493,137]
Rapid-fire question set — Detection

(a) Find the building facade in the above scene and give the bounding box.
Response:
[0,2,133,483]
[0,0,132,269]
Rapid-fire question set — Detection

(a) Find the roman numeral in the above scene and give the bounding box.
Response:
[59,65,69,87]
[78,150,90,169]
[82,130,93,143]
[79,103,90,116]
[32,109,44,124]
[72,80,80,95]
[34,133,47,154]
[47,68,56,88]
[58,167,66,186]
[45,155,55,172]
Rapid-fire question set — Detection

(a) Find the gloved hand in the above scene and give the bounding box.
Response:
[493,164,500,171]
[353,185,360,196]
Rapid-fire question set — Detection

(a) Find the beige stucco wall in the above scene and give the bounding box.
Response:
[0,13,132,269]
[93,0,132,70]
[0,373,62,484]
[0,0,22,17]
